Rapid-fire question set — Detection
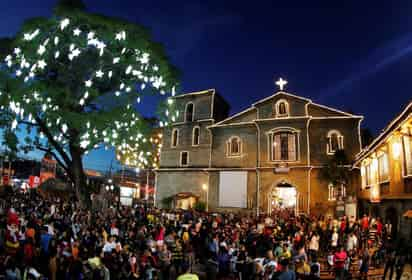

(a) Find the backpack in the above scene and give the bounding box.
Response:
[310,263,319,274]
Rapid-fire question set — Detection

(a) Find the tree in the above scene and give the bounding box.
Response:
[0,5,179,205]
[320,149,350,200]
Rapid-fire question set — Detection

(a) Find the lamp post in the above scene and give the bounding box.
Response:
[202,183,209,212]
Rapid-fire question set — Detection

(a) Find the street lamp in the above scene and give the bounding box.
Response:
[202,184,209,212]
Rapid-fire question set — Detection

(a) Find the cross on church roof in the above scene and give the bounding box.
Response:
[275,77,287,91]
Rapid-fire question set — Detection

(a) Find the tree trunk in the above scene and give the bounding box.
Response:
[69,145,90,207]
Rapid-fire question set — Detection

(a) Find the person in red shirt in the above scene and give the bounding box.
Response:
[333,246,347,280]
[340,216,347,234]
[376,217,383,237]
[361,214,369,231]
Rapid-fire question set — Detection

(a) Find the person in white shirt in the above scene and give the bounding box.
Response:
[308,232,320,260]
[103,236,117,253]
[331,229,339,249]
[346,232,358,252]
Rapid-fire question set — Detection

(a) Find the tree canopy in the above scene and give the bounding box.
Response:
[0,6,179,202]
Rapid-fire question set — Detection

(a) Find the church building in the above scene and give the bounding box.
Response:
[156,82,363,215]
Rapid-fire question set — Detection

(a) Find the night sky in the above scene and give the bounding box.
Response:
[1,1,411,170]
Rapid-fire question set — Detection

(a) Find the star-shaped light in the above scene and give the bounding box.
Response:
[54,36,59,45]
[115,31,126,41]
[96,70,104,78]
[73,28,81,36]
[55,51,60,59]
[37,45,46,55]
[87,32,95,40]
[85,80,93,87]
[113,57,120,64]
[38,60,47,69]
[14,48,21,55]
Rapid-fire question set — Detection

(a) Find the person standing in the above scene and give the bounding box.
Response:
[308,232,320,261]
[333,246,347,280]
[383,248,396,280]
[177,262,199,280]
[359,248,369,280]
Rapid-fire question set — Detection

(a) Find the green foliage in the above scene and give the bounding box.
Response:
[194,201,206,212]
[0,7,180,201]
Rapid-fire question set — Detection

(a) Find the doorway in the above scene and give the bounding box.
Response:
[268,181,298,214]
[385,207,399,239]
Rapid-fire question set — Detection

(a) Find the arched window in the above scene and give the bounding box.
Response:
[171,128,179,148]
[274,99,289,118]
[270,128,298,161]
[327,130,344,154]
[185,102,194,122]
[226,136,242,157]
[192,126,200,146]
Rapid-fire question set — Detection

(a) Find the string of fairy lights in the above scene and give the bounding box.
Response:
[1,17,178,171]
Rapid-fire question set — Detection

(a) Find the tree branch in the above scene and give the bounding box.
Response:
[35,145,73,179]
[34,116,73,169]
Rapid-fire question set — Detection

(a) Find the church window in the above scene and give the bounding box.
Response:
[271,130,298,161]
[274,99,289,117]
[185,102,194,122]
[327,130,344,154]
[227,136,242,157]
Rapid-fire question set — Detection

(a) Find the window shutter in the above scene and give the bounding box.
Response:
[404,136,412,176]
[288,133,296,161]
[274,134,281,160]
[339,136,344,150]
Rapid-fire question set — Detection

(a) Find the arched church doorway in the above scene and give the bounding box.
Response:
[385,207,398,239]
[268,180,299,214]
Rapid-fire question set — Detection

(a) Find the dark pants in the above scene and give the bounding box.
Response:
[395,265,404,280]
[335,268,345,280]
[383,262,394,280]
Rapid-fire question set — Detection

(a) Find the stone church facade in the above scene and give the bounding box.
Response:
[156,88,363,215]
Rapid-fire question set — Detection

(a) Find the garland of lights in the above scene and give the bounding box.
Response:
[0,16,178,170]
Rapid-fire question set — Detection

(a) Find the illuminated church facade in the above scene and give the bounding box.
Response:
[156,86,363,215]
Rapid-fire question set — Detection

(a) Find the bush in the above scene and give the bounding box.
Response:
[194,201,206,212]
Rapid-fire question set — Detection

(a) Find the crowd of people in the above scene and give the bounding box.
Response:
[0,189,410,280]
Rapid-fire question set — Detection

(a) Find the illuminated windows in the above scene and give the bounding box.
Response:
[185,102,194,122]
[227,136,242,157]
[271,130,298,161]
[274,99,289,118]
[378,152,389,183]
[327,130,344,155]
[403,131,412,176]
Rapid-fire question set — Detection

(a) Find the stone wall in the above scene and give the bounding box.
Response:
[156,170,209,207]
[309,118,361,165]
[210,125,258,168]
[255,94,308,119]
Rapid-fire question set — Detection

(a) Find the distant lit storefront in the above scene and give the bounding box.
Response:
[355,101,412,240]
